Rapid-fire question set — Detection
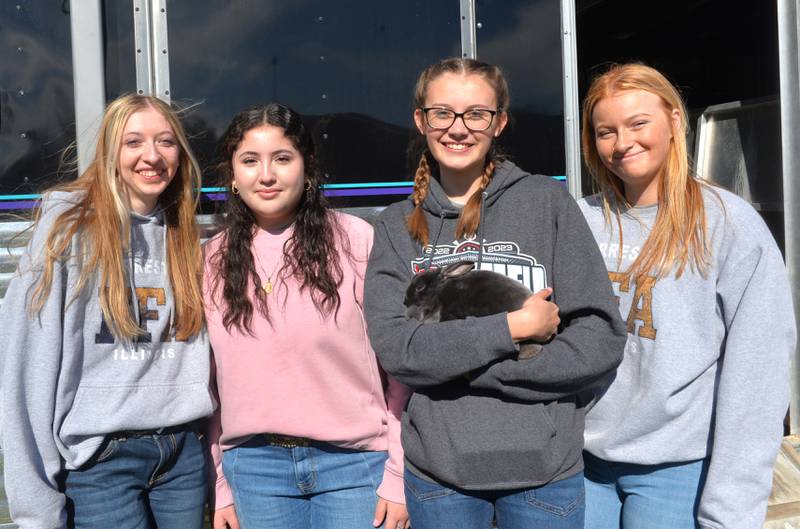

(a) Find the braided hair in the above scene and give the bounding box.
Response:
[406,58,509,246]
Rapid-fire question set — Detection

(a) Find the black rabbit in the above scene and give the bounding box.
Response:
[404,261,544,359]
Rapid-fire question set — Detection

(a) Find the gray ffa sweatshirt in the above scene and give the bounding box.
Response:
[0,192,214,529]
[364,160,626,490]
[579,187,796,529]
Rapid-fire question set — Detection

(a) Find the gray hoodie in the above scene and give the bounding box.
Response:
[579,188,796,529]
[0,192,214,529]
[364,160,626,490]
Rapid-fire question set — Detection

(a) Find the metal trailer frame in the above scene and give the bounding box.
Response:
[460,0,477,59]
[69,0,106,175]
[69,0,172,173]
[560,0,582,199]
[778,0,800,436]
[133,0,172,102]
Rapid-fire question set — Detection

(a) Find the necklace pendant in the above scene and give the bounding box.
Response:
[263,279,273,294]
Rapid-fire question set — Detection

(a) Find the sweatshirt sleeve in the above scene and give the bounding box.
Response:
[468,188,627,401]
[696,224,794,529]
[348,215,411,504]
[206,359,234,511]
[375,373,411,504]
[201,238,234,511]
[364,216,519,389]
[0,210,70,529]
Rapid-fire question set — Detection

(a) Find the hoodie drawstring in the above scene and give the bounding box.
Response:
[162,222,174,337]
[476,191,488,269]
[127,215,173,340]
[127,229,140,329]
[426,212,446,269]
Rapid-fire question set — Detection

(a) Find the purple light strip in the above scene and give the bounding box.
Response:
[0,200,39,210]
[324,187,411,197]
[202,187,412,201]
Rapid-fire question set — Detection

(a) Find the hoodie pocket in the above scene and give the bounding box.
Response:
[403,392,564,489]
[59,382,213,445]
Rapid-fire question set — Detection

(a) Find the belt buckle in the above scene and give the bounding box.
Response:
[265,433,309,448]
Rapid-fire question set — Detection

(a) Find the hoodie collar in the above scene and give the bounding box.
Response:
[420,176,461,218]
[417,159,527,216]
[130,204,165,225]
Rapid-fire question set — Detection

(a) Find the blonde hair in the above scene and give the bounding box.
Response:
[581,63,710,284]
[30,94,204,341]
[407,58,509,246]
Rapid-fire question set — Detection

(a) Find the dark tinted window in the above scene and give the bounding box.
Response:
[476,0,566,178]
[0,3,74,209]
[104,1,137,100]
[576,0,779,107]
[576,0,783,247]
[165,1,461,207]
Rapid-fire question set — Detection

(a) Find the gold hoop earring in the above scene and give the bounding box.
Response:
[305,180,313,192]
[231,181,239,195]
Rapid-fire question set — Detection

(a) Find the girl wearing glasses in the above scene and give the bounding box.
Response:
[364,57,626,529]
[204,104,410,529]
[579,63,794,529]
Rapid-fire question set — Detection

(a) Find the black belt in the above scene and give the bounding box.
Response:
[108,420,201,439]
[263,433,311,448]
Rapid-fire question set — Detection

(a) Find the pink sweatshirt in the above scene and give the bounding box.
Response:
[203,212,410,509]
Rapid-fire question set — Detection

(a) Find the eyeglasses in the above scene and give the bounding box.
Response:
[421,107,499,132]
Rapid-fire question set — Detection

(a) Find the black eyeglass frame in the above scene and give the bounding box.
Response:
[420,107,500,132]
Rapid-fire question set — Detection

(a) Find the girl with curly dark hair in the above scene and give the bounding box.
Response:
[203,103,410,529]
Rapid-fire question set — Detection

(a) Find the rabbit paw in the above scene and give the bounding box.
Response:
[517,343,543,360]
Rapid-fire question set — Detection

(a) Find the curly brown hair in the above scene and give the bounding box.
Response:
[207,103,346,333]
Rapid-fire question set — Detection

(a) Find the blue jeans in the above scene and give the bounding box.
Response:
[64,428,207,529]
[583,451,709,529]
[404,468,585,529]
[222,436,388,529]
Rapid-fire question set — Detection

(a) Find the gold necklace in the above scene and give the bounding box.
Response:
[253,250,283,295]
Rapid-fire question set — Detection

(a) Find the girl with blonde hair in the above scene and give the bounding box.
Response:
[0,94,214,529]
[579,63,795,529]
[364,57,626,529]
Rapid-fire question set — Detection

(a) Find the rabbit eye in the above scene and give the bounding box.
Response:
[415,283,426,292]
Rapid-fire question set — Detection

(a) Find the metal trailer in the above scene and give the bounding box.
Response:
[1,0,799,527]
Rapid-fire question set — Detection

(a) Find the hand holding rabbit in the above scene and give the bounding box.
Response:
[506,287,560,343]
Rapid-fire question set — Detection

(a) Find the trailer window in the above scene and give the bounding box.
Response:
[476,0,566,179]
[0,3,75,211]
[165,1,461,208]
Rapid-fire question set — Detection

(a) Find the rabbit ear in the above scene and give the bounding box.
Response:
[442,261,475,279]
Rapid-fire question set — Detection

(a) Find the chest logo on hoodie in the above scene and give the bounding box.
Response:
[412,238,547,292]
[95,286,179,345]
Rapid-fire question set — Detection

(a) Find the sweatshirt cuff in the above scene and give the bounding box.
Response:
[10,496,66,529]
[214,478,234,511]
[377,467,406,505]
[471,312,518,362]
